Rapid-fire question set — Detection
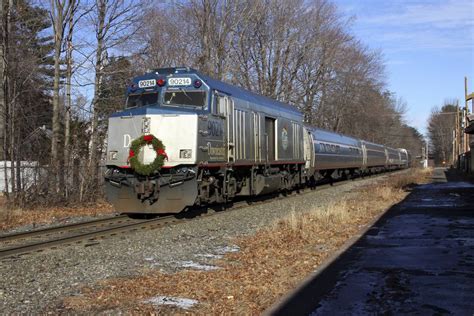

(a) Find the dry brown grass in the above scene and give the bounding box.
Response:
[390,167,432,190]
[60,168,431,314]
[0,200,115,232]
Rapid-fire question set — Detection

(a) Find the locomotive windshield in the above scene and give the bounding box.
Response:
[164,90,206,108]
[126,92,158,108]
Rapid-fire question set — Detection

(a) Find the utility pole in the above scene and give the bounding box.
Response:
[453,103,459,166]
[426,142,429,168]
[452,129,456,165]
[465,77,473,153]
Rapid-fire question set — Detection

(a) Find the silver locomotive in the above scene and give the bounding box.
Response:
[104,67,409,214]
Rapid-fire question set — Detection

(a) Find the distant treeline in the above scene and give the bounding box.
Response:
[0,0,424,207]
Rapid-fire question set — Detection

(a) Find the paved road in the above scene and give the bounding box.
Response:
[273,168,474,315]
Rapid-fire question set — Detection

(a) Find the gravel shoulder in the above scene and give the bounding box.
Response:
[0,171,407,313]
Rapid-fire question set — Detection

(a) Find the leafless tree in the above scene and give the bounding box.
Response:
[50,0,76,194]
[87,0,141,190]
[0,0,11,194]
[428,102,458,165]
[0,0,427,210]
[136,0,420,150]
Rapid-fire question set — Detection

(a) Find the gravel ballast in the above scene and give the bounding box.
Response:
[0,172,404,313]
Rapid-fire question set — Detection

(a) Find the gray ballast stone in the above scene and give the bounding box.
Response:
[0,172,400,313]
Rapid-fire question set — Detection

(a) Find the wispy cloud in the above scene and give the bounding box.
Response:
[333,0,473,134]
[362,0,473,29]
[352,0,474,52]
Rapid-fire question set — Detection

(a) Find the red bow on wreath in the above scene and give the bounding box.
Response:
[156,148,168,160]
[143,135,153,142]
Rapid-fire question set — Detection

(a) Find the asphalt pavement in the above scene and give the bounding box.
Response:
[270,168,474,315]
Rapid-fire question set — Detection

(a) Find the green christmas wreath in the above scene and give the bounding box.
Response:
[128,134,168,176]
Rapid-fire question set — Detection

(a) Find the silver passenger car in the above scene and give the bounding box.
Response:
[362,141,387,168]
[307,128,363,171]
[304,128,409,178]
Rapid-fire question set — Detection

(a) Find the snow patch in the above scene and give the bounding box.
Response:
[195,253,224,259]
[215,245,240,254]
[178,260,220,271]
[145,296,198,310]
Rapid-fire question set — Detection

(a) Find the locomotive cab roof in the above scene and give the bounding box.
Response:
[124,67,301,117]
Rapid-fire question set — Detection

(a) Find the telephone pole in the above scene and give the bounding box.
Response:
[465,77,473,151]
[464,77,474,172]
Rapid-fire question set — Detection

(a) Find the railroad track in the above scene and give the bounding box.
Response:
[0,170,407,260]
[0,215,182,259]
[0,214,131,242]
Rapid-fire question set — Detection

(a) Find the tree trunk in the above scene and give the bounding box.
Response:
[0,0,9,196]
[64,4,74,198]
[15,130,21,200]
[50,0,74,198]
[9,75,15,198]
[0,0,6,162]
[89,0,106,189]
[51,2,64,195]
[4,0,12,199]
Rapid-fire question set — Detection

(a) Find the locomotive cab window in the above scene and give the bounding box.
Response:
[126,92,158,108]
[164,90,206,108]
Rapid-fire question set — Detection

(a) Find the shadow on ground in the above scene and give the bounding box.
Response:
[270,168,474,316]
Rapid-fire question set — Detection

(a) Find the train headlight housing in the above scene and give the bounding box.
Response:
[109,151,118,160]
[142,117,151,134]
[180,149,192,159]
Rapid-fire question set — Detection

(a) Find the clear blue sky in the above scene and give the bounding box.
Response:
[334,0,474,136]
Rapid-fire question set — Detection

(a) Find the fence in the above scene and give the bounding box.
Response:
[0,161,106,206]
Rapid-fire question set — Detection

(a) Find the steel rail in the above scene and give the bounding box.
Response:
[0,214,130,242]
[0,215,177,259]
[0,169,408,259]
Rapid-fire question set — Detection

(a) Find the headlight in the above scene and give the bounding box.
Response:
[109,151,118,160]
[142,117,151,133]
[180,149,192,159]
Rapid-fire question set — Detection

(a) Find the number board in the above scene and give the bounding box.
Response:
[168,77,192,86]
[138,79,156,88]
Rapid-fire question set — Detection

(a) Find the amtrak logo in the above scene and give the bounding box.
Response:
[281,128,288,150]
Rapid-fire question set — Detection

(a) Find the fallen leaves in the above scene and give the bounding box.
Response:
[60,169,430,314]
[0,201,115,231]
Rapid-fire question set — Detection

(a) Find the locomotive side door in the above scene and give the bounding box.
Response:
[203,92,227,163]
[265,117,276,161]
[216,94,234,162]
